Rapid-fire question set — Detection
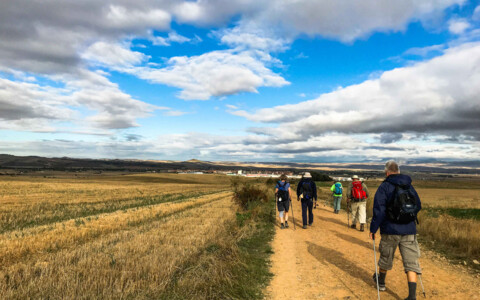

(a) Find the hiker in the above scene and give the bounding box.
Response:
[370,160,422,300]
[296,172,317,229]
[347,175,369,232]
[275,174,291,229]
[330,180,343,214]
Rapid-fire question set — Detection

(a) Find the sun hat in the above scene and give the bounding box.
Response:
[352,175,359,179]
[304,172,312,178]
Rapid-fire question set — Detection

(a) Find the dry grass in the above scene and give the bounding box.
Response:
[0,173,248,299]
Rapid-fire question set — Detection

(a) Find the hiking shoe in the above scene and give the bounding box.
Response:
[308,222,313,226]
[280,223,285,229]
[303,225,307,229]
[285,221,289,228]
[350,224,356,229]
[360,224,365,232]
[372,273,386,291]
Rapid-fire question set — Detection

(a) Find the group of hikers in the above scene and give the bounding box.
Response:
[274,160,423,300]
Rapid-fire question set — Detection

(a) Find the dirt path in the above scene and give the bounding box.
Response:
[266,198,480,300]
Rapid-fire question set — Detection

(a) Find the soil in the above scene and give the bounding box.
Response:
[266,199,480,300]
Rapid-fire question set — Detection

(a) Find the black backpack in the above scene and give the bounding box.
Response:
[385,180,419,224]
[302,181,313,200]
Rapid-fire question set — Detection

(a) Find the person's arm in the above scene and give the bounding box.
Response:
[346,183,352,201]
[312,181,317,201]
[288,186,292,200]
[363,183,370,199]
[296,180,302,198]
[370,183,387,236]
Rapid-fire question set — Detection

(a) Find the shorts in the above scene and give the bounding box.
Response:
[378,234,422,274]
[277,199,290,212]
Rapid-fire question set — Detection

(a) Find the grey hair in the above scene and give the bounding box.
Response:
[385,160,400,173]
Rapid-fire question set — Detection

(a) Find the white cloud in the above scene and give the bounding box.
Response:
[0,69,160,131]
[151,31,192,46]
[172,0,466,42]
[472,5,480,21]
[448,18,471,34]
[82,41,148,68]
[131,49,289,100]
[230,42,480,141]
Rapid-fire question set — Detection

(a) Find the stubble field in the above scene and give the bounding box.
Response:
[0,173,274,299]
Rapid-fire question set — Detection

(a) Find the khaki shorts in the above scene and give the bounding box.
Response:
[378,234,422,274]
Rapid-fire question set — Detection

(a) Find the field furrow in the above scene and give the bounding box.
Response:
[0,195,236,299]
[0,191,232,268]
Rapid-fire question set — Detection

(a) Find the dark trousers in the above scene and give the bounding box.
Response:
[301,200,314,225]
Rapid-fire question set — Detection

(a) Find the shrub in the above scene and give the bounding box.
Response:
[232,180,269,211]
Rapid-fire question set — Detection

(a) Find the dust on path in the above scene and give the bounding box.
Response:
[266,198,480,300]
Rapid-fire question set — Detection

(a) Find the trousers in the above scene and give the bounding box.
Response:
[301,199,313,225]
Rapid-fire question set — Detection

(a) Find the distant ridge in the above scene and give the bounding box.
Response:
[0,154,479,175]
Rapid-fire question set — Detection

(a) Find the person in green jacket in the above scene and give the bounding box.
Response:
[330,181,343,214]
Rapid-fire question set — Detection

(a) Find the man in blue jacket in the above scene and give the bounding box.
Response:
[297,172,317,229]
[369,161,422,300]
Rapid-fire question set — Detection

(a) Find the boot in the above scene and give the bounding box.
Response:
[350,224,356,229]
[360,224,365,232]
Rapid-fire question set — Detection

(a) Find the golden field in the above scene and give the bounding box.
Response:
[0,173,249,299]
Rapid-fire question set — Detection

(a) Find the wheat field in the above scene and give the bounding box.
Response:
[0,173,239,299]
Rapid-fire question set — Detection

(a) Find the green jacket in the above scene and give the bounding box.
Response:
[330,182,343,197]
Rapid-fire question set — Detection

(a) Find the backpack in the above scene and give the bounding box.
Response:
[385,180,419,224]
[351,181,366,201]
[302,181,313,200]
[277,181,289,202]
[334,182,342,195]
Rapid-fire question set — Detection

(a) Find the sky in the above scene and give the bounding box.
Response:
[1,0,480,163]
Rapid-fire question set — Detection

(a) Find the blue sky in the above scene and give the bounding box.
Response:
[1,0,480,163]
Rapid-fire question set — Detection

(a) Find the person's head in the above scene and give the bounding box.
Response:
[384,160,400,177]
[303,172,312,179]
[280,174,288,181]
[352,175,359,181]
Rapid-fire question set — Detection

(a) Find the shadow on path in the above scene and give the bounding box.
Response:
[332,230,372,251]
[317,215,347,227]
[306,241,402,300]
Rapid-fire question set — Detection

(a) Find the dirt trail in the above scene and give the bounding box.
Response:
[266,198,480,300]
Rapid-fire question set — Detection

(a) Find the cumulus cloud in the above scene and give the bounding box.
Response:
[448,18,471,34]
[474,5,480,21]
[230,42,480,141]
[172,0,465,42]
[130,49,289,100]
[0,70,160,131]
[82,41,149,68]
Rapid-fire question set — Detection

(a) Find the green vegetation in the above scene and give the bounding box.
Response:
[160,179,275,299]
[423,207,480,221]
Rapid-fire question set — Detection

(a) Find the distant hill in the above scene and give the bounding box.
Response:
[0,154,479,175]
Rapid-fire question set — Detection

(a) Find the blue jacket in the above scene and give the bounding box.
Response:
[296,178,317,201]
[370,174,421,235]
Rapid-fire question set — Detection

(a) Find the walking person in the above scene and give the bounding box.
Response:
[347,175,369,232]
[370,161,422,300]
[275,174,291,229]
[296,172,317,229]
[330,180,343,214]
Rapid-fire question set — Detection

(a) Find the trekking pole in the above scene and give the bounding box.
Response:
[347,202,350,228]
[372,235,381,300]
[290,198,296,230]
[419,275,426,298]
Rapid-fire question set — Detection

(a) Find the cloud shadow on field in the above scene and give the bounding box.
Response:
[306,241,402,300]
